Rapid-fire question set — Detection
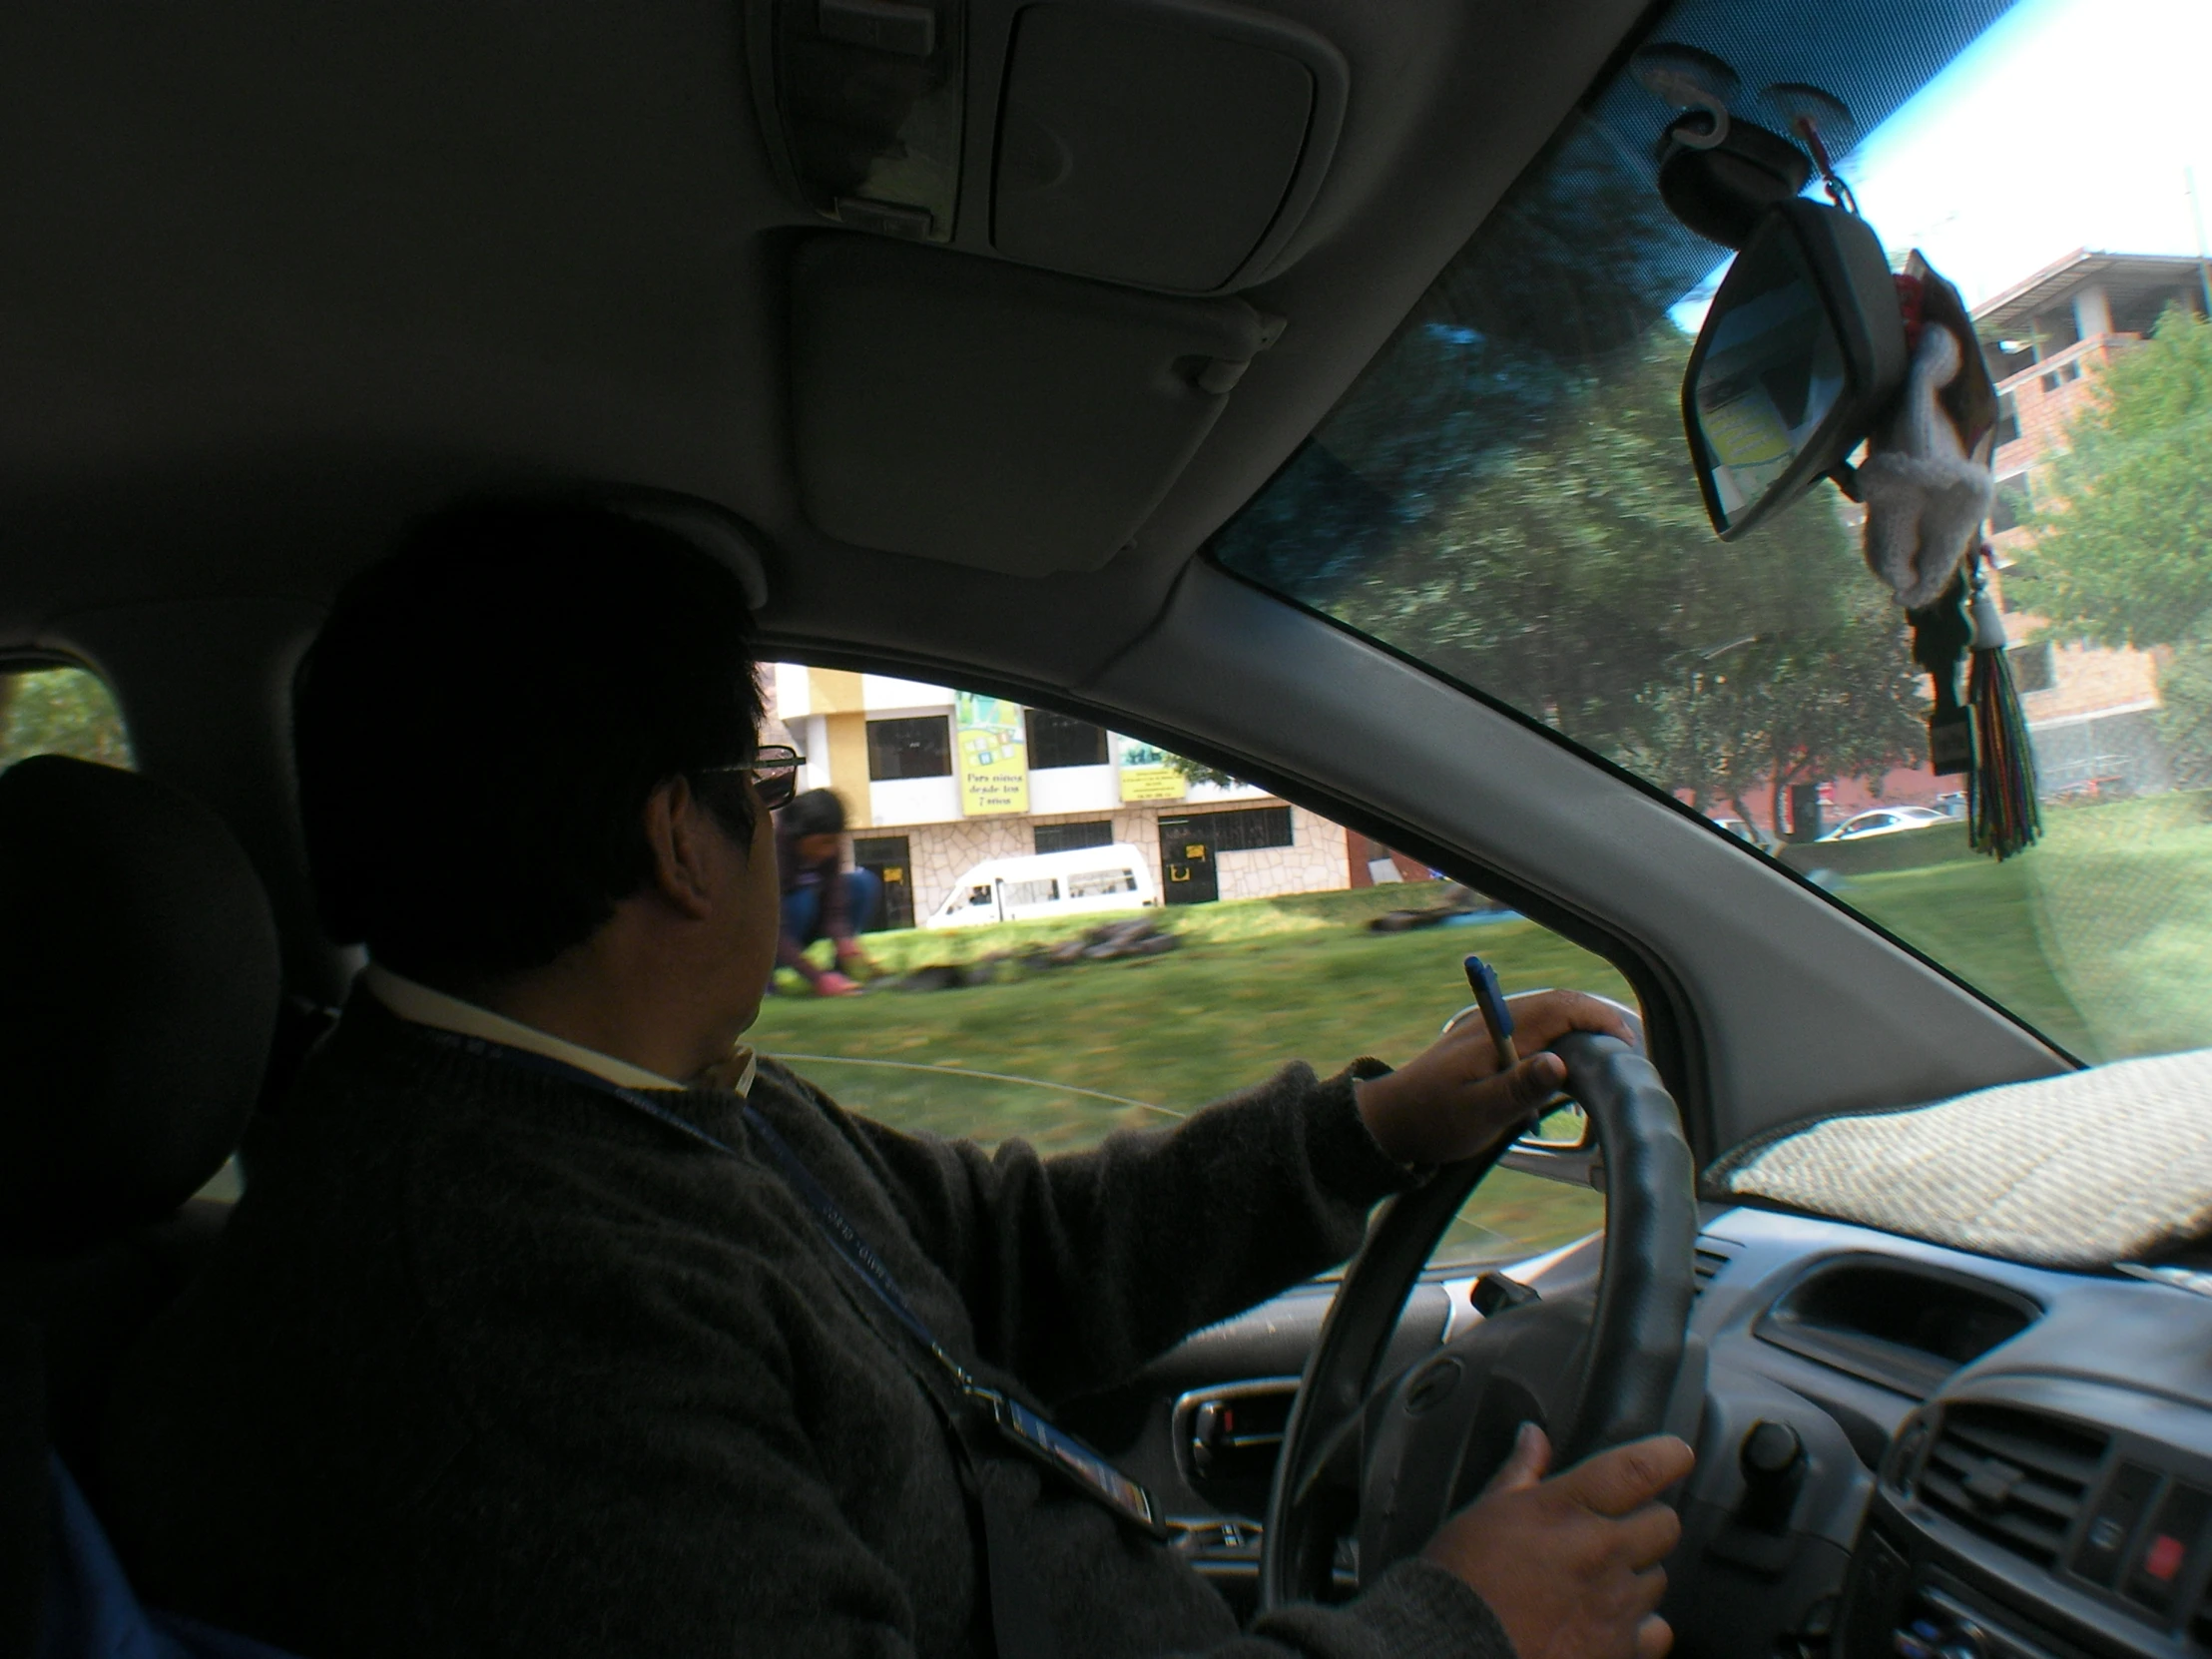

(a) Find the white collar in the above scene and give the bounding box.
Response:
[361,964,756,1097]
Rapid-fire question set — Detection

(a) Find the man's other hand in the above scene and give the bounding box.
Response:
[1427,1424,1690,1659]
[1355,989,1633,1167]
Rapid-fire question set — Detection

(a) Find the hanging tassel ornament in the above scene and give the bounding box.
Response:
[1964,548,2040,858]
[1859,253,2036,863]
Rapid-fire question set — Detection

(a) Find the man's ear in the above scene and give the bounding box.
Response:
[642,777,721,920]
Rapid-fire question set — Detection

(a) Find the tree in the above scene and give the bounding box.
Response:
[1612,584,1929,832]
[2160,643,2212,791]
[0,668,133,770]
[1163,754,1240,791]
[2004,308,2212,784]
[1215,109,1928,822]
[2008,309,2212,649]
[1322,325,1926,824]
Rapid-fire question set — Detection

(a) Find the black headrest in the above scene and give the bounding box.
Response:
[0,757,279,1253]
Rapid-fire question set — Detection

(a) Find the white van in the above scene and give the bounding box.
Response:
[924,843,1158,929]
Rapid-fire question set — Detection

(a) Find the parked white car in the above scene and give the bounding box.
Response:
[924,843,1158,929]
[1818,806,1951,841]
[1706,815,1772,851]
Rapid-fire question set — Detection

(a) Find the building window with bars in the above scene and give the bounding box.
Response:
[1024,708,1109,770]
[1205,806,1295,852]
[2008,641,2056,695]
[866,716,952,780]
[1034,820,1114,855]
[1994,391,2021,447]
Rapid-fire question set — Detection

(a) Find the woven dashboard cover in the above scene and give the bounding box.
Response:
[1704,1048,2212,1269]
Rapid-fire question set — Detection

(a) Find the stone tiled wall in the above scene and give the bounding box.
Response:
[900,816,1037,922]
[1218,813,1351,901]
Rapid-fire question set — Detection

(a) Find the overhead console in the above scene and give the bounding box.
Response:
[989,3,1341,290]
[749,0,1347,290]
[751,0,1347,573]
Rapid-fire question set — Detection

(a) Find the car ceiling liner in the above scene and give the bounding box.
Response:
[752,0,1345,576]
[604,489,775,611]
[1642,43,2040,860]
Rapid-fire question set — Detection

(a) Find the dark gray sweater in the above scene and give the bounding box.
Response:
[101,995,1515,1659]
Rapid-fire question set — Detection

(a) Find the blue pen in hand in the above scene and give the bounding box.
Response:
[1462,954,1519,1069]
[1465,953,1548,1137]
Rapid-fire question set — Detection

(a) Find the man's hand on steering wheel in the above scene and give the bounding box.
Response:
[1430,1423,1693,1659]
[1266,1013,1697,1641]
[1355,990,1636,1166]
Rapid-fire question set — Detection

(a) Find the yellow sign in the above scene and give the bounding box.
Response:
[956,692,1029,816]
[1114,734,1187,803]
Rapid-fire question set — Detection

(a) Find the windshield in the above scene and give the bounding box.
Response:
[1217,0,2212,1066]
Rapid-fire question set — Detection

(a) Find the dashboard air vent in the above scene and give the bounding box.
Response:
[1692,1239,1740,1295]
[1920,1403,2108,1567]
[1754,1259,2038,1398]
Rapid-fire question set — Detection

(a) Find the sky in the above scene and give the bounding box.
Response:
[1672,0,2212,327]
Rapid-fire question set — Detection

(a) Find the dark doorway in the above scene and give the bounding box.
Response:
[1785,784,1824,844]
[1157,816,1219,904]
[850,834,915,930]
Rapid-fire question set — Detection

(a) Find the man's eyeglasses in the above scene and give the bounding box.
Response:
[699,744,807,812]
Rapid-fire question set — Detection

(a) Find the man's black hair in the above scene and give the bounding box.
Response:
[781,789,846,839]
[295,498,765,986]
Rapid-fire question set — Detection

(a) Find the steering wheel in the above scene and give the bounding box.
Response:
[1258,1032,1698,1608]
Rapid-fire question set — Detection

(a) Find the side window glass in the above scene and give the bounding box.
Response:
[0,668,240,1203]
[0,665,133,773]
[754,666,1617,1268]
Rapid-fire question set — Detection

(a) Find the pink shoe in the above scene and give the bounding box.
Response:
[814,970,864,997]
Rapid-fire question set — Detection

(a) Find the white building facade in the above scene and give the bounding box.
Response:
[766,665,1396,928]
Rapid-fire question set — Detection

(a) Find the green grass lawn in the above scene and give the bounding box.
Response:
[1834,793,2212,1063]
[752,881,1619,1263]
[753,795,2212,1267]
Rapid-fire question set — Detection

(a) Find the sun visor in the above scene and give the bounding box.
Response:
[790,234,1278,575]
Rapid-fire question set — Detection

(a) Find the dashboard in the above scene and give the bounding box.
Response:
[1678,1205,2212,1659]
[1071,1203,2212,1659]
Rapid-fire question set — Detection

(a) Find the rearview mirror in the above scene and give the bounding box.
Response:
[1520,1100,1589,1149]
[1683,198,1908,539]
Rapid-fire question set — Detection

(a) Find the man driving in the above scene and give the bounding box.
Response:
[103,501,1692,1659]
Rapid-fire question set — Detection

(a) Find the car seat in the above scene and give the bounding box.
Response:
[0,756,284,1658]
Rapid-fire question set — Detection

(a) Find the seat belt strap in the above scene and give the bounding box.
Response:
[969,1455,1064,1659]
